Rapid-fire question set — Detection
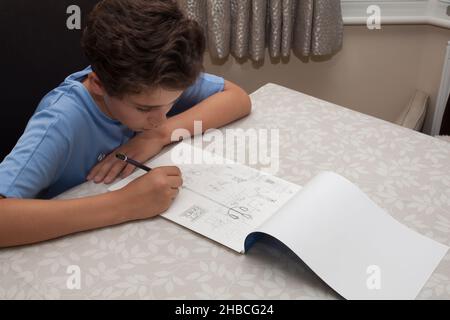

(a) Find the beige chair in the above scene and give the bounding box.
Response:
[394,90,429,131]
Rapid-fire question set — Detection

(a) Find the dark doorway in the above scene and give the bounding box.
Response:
[0,1,98,161]
[440,93,450,135]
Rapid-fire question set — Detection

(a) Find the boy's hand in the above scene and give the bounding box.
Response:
[116,166,183,220]
[87,129,168,184]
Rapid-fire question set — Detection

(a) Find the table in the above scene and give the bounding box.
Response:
[1,83,449,299]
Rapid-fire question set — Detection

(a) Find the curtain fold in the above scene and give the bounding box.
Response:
[177,0,343,61]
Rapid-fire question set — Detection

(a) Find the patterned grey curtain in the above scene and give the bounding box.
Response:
[177,0,343,61]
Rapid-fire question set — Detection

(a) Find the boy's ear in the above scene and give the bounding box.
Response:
[88,72,106,96]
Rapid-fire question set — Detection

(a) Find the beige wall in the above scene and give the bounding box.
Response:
[203,25,450,135]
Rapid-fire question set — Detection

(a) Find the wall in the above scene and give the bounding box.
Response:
[204,24,450,135]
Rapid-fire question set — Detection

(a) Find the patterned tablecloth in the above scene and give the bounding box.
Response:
[1,83,449,299]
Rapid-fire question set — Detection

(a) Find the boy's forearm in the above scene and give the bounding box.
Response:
[0,191,128,248]
[161,82,252,145]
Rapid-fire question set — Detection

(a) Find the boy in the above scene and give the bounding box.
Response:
[0,0,251,247]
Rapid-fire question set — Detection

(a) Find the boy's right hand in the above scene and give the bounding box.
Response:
[116,166,183,221]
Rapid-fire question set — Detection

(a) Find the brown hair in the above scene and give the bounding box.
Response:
[81,0,205,97]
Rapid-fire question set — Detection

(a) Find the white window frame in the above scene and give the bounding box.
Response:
[432,41,450,135]
[341,0,450,29]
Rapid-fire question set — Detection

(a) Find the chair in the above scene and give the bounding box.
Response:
[394,90,429,132]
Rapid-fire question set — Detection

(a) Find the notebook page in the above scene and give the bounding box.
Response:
[251,171,449,299]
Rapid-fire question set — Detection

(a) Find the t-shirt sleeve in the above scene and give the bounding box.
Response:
[0,110,72,199]
[167,72,225,117]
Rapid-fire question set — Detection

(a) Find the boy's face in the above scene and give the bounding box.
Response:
[104,87,183,133]
[85,72,183,133]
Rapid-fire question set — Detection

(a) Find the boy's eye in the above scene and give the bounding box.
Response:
[136,101,177,113]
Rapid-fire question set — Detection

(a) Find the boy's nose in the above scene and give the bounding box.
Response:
[147,111,167,124]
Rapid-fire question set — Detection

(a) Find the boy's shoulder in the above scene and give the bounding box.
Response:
[181,72,225,99]
[193,72,224,90]
[34,67,96,128]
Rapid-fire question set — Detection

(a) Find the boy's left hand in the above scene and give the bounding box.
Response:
[86,130,168,184]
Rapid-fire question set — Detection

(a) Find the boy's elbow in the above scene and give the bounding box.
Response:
[235,88,252,118]
[243,93,252,116]
[223,80,252,117]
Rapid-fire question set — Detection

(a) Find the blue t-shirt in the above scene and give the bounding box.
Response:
[0,66,224,199]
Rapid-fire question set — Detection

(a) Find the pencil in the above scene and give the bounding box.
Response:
[115,153,152,172]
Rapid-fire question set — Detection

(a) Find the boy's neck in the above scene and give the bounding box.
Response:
[81,76,116,120]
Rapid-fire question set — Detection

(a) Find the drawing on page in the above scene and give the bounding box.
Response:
[180,205,206,222]
[175,162,299,230]
[180,185,254,225]
[226,206,252,220]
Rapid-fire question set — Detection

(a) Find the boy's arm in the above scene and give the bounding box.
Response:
[89,79,252,183]
[159,79,252,144]
[0,166,182,248]
[0,192,128,247]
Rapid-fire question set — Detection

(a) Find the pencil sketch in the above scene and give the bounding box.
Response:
[180,205,206,222]
[163,153,301,251]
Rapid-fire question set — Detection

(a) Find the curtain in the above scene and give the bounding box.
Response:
[177,0,344,61]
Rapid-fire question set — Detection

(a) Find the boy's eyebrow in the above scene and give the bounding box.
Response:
[133,97,181,109]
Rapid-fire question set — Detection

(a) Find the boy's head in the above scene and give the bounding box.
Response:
[81,0,205,132]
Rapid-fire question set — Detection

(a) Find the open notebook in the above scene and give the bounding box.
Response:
[109,141,448,299]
